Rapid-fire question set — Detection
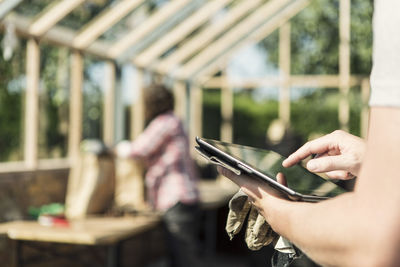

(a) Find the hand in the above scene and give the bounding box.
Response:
[114,140,133,158]
[217,166,290,225]
[283,130,366,180]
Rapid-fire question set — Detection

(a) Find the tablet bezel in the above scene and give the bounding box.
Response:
[196,136,333,202]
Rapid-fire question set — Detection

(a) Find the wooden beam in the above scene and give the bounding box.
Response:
[189,84,202,156]
[173,81,187,122]
[103,61,116,146]
[131,69,145,140]
[68,51,84,161]
[202,75,368,89]
[220,74,233,143]
[0,0,22,20]
[361,78,370,138]
[155,0,262,75]
[73,0,145,50]
[29,0,85,36]
[24,38,40,169]
[175,0,293,80]
[3,13,113,60]
[134,0,232,68]
[339,0,351,131]
[108,0,191,59]
[279,22,291,125]
[195,0,310,84]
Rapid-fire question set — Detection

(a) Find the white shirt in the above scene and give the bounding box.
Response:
[369,0,400,107]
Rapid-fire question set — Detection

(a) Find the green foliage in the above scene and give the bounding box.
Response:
[203,88,363,149]
[0,36,25,161]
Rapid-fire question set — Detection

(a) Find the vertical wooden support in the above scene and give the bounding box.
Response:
[173,80,187,122]
[68,51,83,161]
[103,61,116,146]
[131,69,145,140]
[339,0,351,131]
[221,75,233,142]
[279,22,291,126]
[25,38,40,169]
[189,84,203,156]
[361,78,370,138]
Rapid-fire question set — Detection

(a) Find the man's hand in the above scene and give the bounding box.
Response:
[283,130,366,180]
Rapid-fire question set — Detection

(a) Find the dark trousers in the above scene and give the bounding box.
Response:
[162,202,201,267]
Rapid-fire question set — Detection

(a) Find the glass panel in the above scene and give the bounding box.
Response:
[82,56,105,140]
[0,35,26,162]
[38,43,69,159]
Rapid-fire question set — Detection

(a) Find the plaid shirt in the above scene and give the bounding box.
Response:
[129,112,199,211]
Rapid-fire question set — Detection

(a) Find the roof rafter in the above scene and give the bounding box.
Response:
[73,0,146,50]
[29,0,85,36]
[133,0,232,68]
[3,13,112,59]
[173,0,294,80]
[154,0,263,75]
[0,0,22,20]
[195,0,310,84]
[108,0,191,59]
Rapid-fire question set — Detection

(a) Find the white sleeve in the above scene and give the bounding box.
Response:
[369,0,400,107]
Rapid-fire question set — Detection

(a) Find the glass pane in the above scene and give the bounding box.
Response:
[38,43,70,159]
[0,35,26,162]
[82,56,105,140]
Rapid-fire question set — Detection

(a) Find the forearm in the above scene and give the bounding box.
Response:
[268,107,400,266]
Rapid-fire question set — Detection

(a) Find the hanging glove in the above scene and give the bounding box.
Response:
[226,189,278,250]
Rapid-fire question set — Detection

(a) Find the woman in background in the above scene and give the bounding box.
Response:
[116,84,200,267]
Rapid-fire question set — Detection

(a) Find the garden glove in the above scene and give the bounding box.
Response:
[226,189,278,250]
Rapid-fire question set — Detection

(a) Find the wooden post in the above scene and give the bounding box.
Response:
[279,22,291,126]
[173,80,187,122]
[221,74,233,142]
[24,38,40,169]
[131,69,145,140]
[361,78,370,138]
[103,61,116,146]
[189,84,203,156]
[339,0,351,131]
[68,51,83,161]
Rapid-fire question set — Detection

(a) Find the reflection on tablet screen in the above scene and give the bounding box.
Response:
[205,139,347,198]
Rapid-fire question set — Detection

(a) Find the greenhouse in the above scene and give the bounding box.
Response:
[0,0,374,266]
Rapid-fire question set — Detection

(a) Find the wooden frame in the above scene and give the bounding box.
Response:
[194,0,310,84]
[73,0,145,50]
[134,0,232,68]
[0,0,22,20]
[154,0,263,75]
[4,13,113,60]
[175,0,298,81]
[68,51,84,161]
[29,0,85,36]
[108,0,191,59]
[24,38,40,169]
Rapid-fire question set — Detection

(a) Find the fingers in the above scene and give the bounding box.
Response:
[325,170,356,180]
[306,154,353,174]
[282,133,339,167]
[276,172,287,187]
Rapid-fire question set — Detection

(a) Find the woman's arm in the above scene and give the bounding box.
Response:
[220,107,400,266]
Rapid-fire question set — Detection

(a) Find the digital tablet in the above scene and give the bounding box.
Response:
[195,137,347,202]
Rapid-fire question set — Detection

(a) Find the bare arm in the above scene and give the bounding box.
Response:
[220,107,400,266]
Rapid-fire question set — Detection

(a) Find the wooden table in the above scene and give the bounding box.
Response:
[0,178,237,267]
[1,215,161,267]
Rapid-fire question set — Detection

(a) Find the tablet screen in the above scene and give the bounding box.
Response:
[204,138,347,198]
